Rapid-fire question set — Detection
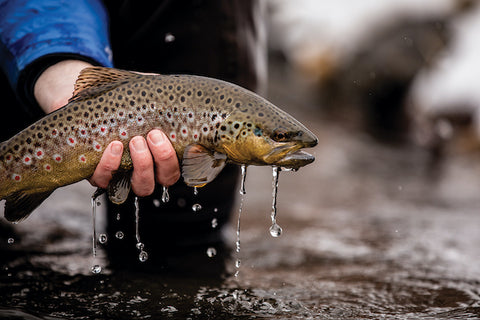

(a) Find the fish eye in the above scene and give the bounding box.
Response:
[272,128,290,142]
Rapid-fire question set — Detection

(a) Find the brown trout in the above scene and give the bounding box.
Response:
[0,67,317,222]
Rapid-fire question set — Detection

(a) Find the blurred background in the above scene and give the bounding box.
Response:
[2,1,480,319]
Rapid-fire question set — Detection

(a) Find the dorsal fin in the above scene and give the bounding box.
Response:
[69,67,140,102]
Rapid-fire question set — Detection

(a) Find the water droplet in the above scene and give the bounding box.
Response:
[139,250,148,262]
[162,186,170,203]
[235,240,241,253]
[213,208,218,213]
[116,213,121,221]
[235,259,241,268]
[211,218,218,229]
[99,233,107,244]
[164,32,175,43]
[234,270,239,278]
[206,247,217,257]
[115,231,124,239]
[152,199,161,207]
[91,265,102,274]
[239,164,247,195]
[91,191,101,258]
[192,203,202,212]
[269,223,283,238]
[136,242,144,250]
[7,238,14,244]
[193,187,198,196]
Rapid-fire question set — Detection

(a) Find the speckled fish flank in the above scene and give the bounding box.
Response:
[0,67,317,222]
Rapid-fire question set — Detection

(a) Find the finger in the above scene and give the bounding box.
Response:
[89,141,123,188]
[147,130,181,187]
[130,136,155,196]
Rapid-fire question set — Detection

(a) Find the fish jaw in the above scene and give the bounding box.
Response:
[221,134,316,169]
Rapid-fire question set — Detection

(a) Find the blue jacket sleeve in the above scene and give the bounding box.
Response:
[0,0,113,90]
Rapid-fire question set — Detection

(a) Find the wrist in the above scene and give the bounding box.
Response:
[34,60,93,113]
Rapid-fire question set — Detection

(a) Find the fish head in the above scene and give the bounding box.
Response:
[219,96,318,170]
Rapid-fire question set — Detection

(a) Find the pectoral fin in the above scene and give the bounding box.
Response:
[4,190,54,223]
[182,144,227,187]
[107,171,132,205]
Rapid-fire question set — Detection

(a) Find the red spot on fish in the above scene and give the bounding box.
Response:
[69,138,74,143]
[171,133,176,139]
[37,150,42,157]
[53,154,62,163]
[81,130,86,135]
[44,164,52,171]
[79,155,87,163]
[52,129,58,136]
[96,145,101,150]
[12,174,21,181]
[6,155,11,161]
[101,127,106,133]
[182,129,187,134]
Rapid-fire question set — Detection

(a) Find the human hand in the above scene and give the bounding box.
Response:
[34,60,181,195]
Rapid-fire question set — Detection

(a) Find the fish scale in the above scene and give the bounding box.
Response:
[0,67,317,223]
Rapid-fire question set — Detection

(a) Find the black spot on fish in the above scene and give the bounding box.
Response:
[220,95,224,100]
[141,91,146,96]
[169,95,174,101]
[156,88,163,94]
[66,116,73,121]
[235,102,241,108]
[176,86,181,91]
[53,115,58,120]
[197,91,203,97]
[168,85,173,90]
[37,133,43,139]
[187,91,192,96]
[212,115,217,121]
[130,101,135,106]
[99,97,104,102]
[258,112,264,117]
[83,112,89,118]
[13,145,19,151]
[42,120,47,125]
[58,122,64,127]
[220,125,226,131]
[234,123,240,129]
[118,95,123,100]
[96,104,101,109]
[104,107,109,112]
[108,92,113,96]
[205,98,211,104]
[26,138,32,144]
[127,90,133,95]
[180,96,186,103]
[227,98,232,103]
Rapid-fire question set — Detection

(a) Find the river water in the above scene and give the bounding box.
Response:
[1,66,480,319]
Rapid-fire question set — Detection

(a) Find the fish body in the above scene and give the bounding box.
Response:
[0,67,317,222]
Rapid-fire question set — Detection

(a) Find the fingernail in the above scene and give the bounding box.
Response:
[149,130,165,145]
[111,142,123,155]
[131,137,147,152]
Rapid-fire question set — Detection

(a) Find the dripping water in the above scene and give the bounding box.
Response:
[134,196,148,262]
[162,186,170,203]
[193,186,198,196]
[91,190,103,274]
[270,166,283,237]
[235,165,248,277]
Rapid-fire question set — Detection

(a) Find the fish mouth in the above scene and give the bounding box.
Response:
[275,149,315,169]
[263,143,315,169]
